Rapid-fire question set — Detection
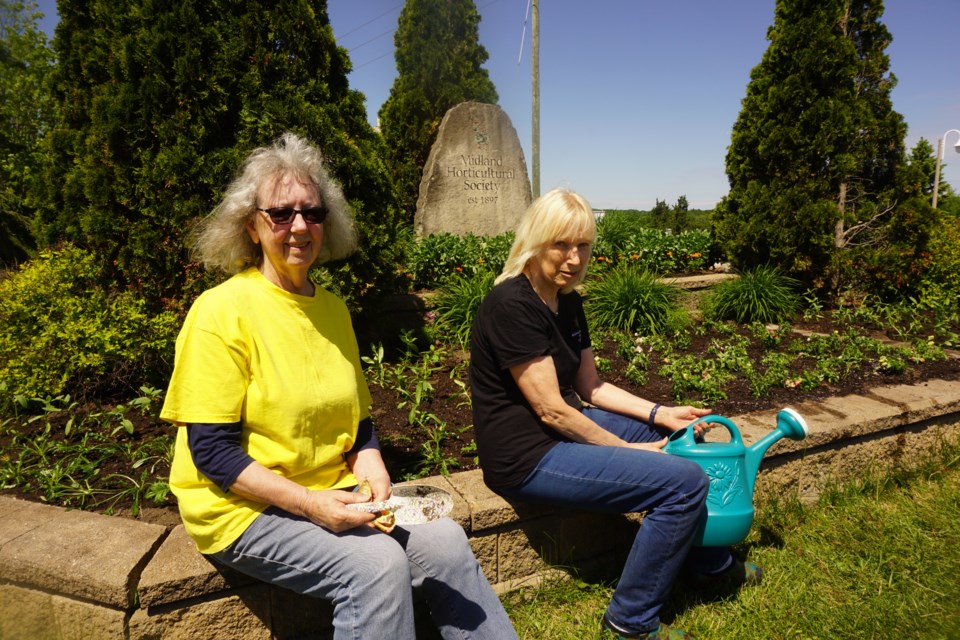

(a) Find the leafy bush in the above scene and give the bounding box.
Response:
[592,228,711,275]
[704,266,801,324]
[431,271,496,347]
[584,265,684,335]
[0,245,180,408]
[917,215,960,305]
[405,232,512,289]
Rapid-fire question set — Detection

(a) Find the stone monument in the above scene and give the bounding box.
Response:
[414,101,531,237]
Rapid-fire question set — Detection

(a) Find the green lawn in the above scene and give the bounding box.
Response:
[502,437,960,639]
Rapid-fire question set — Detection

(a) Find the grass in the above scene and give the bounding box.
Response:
[502,438,960,639]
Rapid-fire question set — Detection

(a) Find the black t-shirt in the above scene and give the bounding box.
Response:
[469,275,591,490]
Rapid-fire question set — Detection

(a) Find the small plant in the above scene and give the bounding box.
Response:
[749,321,785,349]
[802,289,825,322]
[877,353,908,375]
[704,266,801,324]
[594,356,612,373]
[412,419,462,478]
[361,343,389,387]
[460,439,479,466]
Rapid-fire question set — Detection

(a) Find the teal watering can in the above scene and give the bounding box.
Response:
[663,408,809,547]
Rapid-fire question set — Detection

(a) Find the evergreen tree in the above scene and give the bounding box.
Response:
[650,198,670,229]
[378,0,498,222]
[907,137,956,211]
[0,0,55,265]
[713,0,907,288]
[906,138,937,197]
[672,195,689,233]
[36,0,401,309]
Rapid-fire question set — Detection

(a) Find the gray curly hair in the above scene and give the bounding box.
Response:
[191,133,357,273]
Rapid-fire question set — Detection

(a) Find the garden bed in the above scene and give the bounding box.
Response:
[1,310,958,528]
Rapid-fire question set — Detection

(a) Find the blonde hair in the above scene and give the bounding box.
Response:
[497,187,596,293]
[191,132,357,274]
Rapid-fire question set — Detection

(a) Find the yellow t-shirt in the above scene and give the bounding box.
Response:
[160,268,372,554]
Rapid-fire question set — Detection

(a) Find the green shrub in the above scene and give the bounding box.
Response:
[431,271,496,347]
[592,228,711,275]
[584,265,684,335]
[405,232,512,289]
[0,245,180,408]
[917,215,960,305]
[704,266,801,324]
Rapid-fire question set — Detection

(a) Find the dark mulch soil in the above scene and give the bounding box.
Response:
[3,313,958,529]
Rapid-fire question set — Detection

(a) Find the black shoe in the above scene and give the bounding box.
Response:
[601,613,697,639]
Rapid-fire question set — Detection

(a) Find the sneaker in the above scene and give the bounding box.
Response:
[694,559,763,590]
[601,613,697,639]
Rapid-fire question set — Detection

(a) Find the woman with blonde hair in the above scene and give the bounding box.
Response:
[162,133,517,640]
[469,187,760,640]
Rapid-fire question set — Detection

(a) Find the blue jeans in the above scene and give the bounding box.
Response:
[494,407,731,634]
[211,508,518,640]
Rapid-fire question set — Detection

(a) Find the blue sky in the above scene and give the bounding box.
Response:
[35,1,960,210]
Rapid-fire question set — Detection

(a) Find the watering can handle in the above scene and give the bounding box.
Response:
[686,414,744,446]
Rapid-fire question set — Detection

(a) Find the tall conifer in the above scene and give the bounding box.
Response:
[714,0,908,287]
[0,0,54,264]
[378,0,498,222]
[37,0,400,307]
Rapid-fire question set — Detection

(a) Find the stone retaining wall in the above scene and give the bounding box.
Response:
[2,379,959,639]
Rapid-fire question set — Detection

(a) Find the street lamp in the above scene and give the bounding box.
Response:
[932,128,960,209]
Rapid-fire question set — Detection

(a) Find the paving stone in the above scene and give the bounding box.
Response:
[0,498,166,608]
[0,497,47,546]
[0,583,127,640]
[129,586,274,640]
[138,525,255,609]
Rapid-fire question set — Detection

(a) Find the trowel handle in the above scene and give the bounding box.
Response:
[687,414,744,446]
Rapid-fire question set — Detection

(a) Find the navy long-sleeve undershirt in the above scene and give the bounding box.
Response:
[187,417,379,493]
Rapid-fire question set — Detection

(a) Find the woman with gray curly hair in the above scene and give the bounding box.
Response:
[161,133,517,640]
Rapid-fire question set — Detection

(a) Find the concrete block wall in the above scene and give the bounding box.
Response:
[2,378,959,639]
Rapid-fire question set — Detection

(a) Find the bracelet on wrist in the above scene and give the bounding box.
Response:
[648,403,662,426]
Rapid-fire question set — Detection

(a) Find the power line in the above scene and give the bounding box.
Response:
[348,27,396,52]
[343,0,507,70]
[334,2,402,41]
[353,50,395,72]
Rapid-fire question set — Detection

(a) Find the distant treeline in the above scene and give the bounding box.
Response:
[600,206,713,232]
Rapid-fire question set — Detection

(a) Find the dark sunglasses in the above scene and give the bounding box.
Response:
[256,206,328,225]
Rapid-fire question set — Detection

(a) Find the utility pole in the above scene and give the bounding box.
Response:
[531,0,540,198]
[932,129,960,209]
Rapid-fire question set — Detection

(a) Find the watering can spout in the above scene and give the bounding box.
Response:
[744,407,809,493]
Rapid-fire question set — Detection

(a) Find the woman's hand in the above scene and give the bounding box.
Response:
[658,405,712,436]
[348,448,392,502]
[297,489,378,533]
[624,438,669,453]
